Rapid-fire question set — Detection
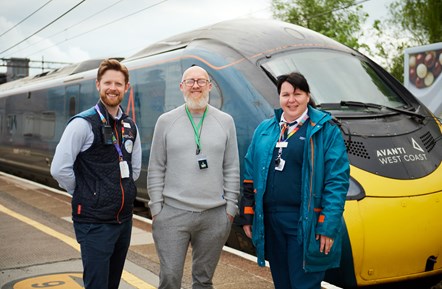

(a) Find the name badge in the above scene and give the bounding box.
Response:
[276,142,288,148]
[120,161,130,178]
[275,158,285,171]
[197,154,208,170]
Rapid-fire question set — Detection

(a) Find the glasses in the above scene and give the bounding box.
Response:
[182,79,210,87]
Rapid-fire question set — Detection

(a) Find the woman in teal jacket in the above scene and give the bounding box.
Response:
[239,72,349,289]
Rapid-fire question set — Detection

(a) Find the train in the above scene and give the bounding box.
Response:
[0,18,441,288]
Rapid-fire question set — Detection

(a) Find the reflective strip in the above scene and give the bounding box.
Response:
[318,214,325,223]
[244,179,253,184]
[244,206,255,214]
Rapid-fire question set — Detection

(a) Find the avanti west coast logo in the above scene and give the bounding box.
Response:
[376,138,427,165]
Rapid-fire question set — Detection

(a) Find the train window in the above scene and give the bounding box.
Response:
[67,85,80,117]
[79,82,96,110]
[164,67,185,111]
[69,97,76,117]
[40,112,56,139]
[7,115,17,135]
[23,113,34,136]
[48,86,67,122]
[261,50,406,109]
[21,111,56,139]
[208,76,222,109]
[131,67,169,114]
[129,60,181,154]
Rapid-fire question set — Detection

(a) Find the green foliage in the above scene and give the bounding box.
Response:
[376,0,442,81]
[271,0,369,50]
[271,0,442,83]
[390,0,442,45]
[368,19,410,82]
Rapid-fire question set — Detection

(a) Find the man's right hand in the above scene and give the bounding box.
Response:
[243,225,252,239]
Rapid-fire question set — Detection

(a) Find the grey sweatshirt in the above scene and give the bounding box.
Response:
[147,104,240,217]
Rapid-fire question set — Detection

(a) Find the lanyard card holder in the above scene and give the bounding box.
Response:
[197,154,208,169]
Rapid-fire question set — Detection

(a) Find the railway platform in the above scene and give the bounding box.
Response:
[0,172,341,289]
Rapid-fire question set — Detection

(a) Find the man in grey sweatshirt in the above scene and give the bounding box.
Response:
[147,66,240,289]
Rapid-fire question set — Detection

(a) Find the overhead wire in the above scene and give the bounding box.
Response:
[3,0,371,59]
[3,0,367,70]
[3,0,125,57]
[0,0,87,55]
[26,0,169,57]
[0,0,54,38]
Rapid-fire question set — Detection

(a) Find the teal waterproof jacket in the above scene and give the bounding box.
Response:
[239,106,350,272]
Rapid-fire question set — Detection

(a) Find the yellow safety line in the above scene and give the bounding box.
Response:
[0,204,156,289]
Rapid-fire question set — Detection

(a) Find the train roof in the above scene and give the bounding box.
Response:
[125,18,352,61]
[0,18,353,95]
[0,58,123,93]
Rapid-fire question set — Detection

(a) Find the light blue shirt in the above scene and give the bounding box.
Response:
[51,110,142,195]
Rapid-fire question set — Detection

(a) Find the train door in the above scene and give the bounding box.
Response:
[66,85,80,118]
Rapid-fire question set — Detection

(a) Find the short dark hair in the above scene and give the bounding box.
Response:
[276,72,310,94]
[97,59,129,84]
[276,72,316,107]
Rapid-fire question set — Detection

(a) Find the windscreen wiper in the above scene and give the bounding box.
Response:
[260,65,277,85]
[339,101,426,121]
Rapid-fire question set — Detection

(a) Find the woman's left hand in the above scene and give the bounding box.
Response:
[316,234,334,255]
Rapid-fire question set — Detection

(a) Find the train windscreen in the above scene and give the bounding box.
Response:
[260,50,407,109]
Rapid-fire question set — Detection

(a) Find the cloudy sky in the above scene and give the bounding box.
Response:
[0,0,393,75]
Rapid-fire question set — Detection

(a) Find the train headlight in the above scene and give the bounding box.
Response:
[346,176,365,200]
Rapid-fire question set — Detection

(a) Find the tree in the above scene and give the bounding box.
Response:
[390,0,442,45]
[371,0,442,82]
[271,0,442,83]
[271,0,369,50]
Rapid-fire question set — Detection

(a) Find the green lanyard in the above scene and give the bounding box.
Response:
[185,105,207,155]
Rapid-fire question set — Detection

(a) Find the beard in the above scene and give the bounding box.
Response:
[100,89,123,107]
[184,91,209,111]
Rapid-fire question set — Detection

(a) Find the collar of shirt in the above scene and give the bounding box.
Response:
[115,107,123,120]
[280,108,308,134]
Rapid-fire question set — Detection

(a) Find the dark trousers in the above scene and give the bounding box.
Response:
[74,220,132,289]
[264,210,324,289]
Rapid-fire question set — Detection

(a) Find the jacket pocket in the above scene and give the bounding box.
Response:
[304,211,342,272]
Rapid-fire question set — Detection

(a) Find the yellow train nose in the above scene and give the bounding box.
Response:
[344,166,442,286]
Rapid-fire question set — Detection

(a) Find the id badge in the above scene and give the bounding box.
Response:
[197,154,208,170]
[275,158,285,171]
[276,142,288,148]
[119,161,130,178]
